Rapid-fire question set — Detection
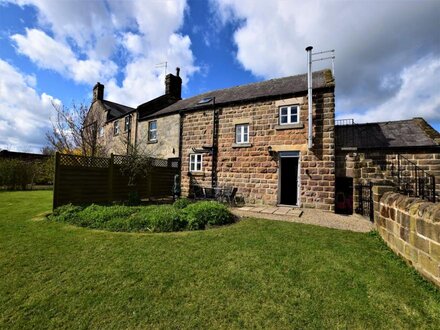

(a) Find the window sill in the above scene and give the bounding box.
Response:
[188,171,204,177]
[275,123,304,130]
[147,140,158,144]
[232,143,252,148]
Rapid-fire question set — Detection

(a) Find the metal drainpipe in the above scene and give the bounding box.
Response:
[211,97,218,189]
[306,46,313,150]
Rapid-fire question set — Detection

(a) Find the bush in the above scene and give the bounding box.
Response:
[132,205,186,232]
[173,198,192,209]
[52,204,83,222]
[76,204,138,228]
[51,201,234,233]
[182,201,234,230]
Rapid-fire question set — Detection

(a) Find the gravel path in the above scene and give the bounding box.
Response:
[231,207,374,233]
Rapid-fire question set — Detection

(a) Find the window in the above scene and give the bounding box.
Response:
[189,154,203,172]
[99,126,104,137]
[113,120,120,135]
[235,124,249,144]
[124,116,131,132]
[279,105,299,125]
[148,120,157,141]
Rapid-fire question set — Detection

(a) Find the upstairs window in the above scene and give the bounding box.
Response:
[235,124,249,144]
[279,105,299,125]
[124,116,131,132]
[113,120,120,136]
[190,154,203,172]
[99,126,104,137]
[148,120,157,141]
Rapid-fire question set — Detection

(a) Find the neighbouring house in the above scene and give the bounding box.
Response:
[86,69,182,158]
[334,118,440,214]
[87,82,136,155]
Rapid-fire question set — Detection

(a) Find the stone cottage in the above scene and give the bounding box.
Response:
[142,69,336,210]
[86,67,439,213]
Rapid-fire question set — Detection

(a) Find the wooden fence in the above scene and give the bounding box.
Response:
[53,153,179,209]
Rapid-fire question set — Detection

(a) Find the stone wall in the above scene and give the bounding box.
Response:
[374,186,440,287]
[138,114,180,159]
[180,87,335,210]
[336,149,440,211]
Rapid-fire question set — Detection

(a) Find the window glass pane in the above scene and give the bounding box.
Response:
[281,107,287,115]
[291,106,298,115]
[291,114,298,123]
[243,133,248,143]
[281,116,288,124]
[196,162,201,171]
[243,125,248,134]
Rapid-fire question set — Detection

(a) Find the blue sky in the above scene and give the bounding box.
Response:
[0,0,439,152]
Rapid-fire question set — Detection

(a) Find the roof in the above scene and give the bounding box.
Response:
[137,94,180,121]
[335,118,440,149]
[103,100,135,121]
[145,69,334,119]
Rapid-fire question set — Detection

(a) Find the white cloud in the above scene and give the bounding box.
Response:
[344,56,440,123]
[8,0,198,106]
[211,0,440,124]
[0,59,60,152]
[11,28,117,84]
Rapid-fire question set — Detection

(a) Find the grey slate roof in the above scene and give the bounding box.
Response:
[103,100,135,121]
[335,118,440,149]
[146,69,334,118]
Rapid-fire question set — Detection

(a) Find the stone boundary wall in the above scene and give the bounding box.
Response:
[373,186,440,287]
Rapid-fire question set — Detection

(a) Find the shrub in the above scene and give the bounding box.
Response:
[182,201,234,230]
[133,205,186,232]
[52,204,83,222]
[76,204,138,228]
[173,198,192,209]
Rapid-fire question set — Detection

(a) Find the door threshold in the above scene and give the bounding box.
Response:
[277,204,301,208]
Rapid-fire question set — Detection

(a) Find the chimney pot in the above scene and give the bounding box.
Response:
[176,67,180,77]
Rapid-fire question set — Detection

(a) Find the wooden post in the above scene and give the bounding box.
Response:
[108,153,114,203]
[52,152,60,210]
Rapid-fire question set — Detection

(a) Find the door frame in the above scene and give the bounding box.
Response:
[277,151,301,207]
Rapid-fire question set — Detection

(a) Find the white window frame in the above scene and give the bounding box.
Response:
[189,153,203,172]
[124,116,131,132]
[99,126,104,137]
[113,120,120,136]
[148,120,157,141]
[279,105,299,125]
[235,124,249,144]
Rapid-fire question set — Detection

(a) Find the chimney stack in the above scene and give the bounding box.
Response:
[165,67,182,100]
[93,82,104,102]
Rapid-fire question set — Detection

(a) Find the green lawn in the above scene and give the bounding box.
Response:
[1,191,439,329]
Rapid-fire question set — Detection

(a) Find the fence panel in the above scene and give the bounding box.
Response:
[53,153,178,209]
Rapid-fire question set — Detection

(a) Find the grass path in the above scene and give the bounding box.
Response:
[1,191,439,329]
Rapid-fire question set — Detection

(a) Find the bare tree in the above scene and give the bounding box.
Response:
[45,101,101,156]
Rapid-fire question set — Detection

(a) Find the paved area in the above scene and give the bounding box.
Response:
[231,205,374,233]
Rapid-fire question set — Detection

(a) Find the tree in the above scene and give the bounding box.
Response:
[45,101,101,156]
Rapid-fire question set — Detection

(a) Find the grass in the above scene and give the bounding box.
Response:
[1,190,440,329]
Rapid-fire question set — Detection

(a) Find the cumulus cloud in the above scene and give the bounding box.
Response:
[9,0,199,106]
[11,28,117,84]
[0,59,60,152]
[211,0,440,124]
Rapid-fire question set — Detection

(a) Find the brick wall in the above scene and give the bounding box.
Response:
[180,87,335,210]
[374,187,440,287]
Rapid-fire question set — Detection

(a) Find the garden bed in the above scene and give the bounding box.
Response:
[50,199,236,232]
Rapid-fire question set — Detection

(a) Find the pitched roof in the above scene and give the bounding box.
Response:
[137,94,180,121]
[145,69,334,119]
[335,118,440,149]
[103,100,135,121]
